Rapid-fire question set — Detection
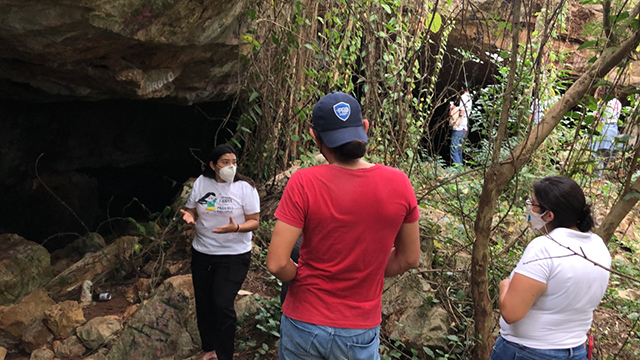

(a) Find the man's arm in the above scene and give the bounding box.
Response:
[384,221,420,277]
[266,220,302,282]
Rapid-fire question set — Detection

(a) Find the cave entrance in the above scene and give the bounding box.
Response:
[0,99,237,251]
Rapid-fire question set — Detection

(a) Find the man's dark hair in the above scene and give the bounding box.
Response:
[202,144,255,187]
[533,175,594,232]
[314,130,367,163]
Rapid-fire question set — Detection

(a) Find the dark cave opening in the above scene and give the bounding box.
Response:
[0,99,238,251]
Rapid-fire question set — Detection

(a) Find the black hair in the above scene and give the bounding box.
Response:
[313,130,367,163]
[533,175,594,232]
[202,144,255,187]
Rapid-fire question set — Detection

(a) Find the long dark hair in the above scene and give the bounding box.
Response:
[202,144,255,187]
[533,175,594,232]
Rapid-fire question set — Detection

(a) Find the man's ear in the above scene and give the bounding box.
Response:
[363,119,370,132]
[309,128,317,141]
[209,161,216,171]
[543,211,554,223]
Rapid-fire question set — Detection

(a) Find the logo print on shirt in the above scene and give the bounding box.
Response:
[333,102,351,121]
[197,192,217,211]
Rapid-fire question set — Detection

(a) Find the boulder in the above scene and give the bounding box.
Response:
[235,295,261,318]
[0,289,56,348]
[0,234,53,306]
[29,348,54,360]
[45,236,139,302]
[81,348,108,360]
[51,233,106,275]
[43,301,86,339]
[53,336,86,359]
[21,321,54,353]
[0,346,6,360]
[382,273,450,352]
[76,316,121,350]
[106,275,198,360]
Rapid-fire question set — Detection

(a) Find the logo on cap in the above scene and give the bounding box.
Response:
[333,102,351,121]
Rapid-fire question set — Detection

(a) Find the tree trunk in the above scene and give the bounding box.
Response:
[470,2,640,358]
[471,0,521,358]
[596,178,640,242]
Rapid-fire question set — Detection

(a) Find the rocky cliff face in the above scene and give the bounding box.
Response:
[0,0,250,104]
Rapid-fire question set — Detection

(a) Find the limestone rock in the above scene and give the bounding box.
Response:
[106,275,198,360]
[235,295,261,318]
[0,0,251,104]
[81,348,108,360]
[29,348,54,360]
[0,346,6,360]
[0,234,53,306]
[382,273,450,351]
[43,301,86,339]
[46,236,139,302]
[21,321,54,353]
[51,234,106,275]
[76,316,121,350]
[53,336,86,359]
[0,289,56,348]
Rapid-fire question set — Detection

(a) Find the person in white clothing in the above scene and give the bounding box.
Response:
[491,175,611,360]
[181,144,260,360]
[450,85,472,165]
[591,87,622,177]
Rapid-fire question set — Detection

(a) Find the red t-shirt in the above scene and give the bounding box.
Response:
[274,164,419,328]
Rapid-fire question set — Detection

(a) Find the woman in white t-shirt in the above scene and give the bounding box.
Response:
[180,144,260,360]
[491,175,611,360]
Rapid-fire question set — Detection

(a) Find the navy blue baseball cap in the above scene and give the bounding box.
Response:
[311,91,368,148]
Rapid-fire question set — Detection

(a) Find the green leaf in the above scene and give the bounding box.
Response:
[241,34,260,48]
[126,217,146,236]
[381,3,392,14]
[425,12,442,33]
[423,347,435,357]
[447,335,460,342]
[249,90,259,103]
[291,134,300,141]
[577,40,597,50]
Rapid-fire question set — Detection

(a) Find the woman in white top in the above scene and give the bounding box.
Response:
[491,175,611,360]
[181,144,260,360]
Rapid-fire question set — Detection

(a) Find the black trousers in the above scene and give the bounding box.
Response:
[191,248,250,360]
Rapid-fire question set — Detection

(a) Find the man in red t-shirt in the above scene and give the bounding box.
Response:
[266,91,421,360]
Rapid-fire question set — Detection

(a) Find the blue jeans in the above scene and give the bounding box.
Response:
[490,335,587,360]
[279,315,380,360]
[450,130,467,165]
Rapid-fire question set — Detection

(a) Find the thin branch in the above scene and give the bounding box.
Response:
[522,232,640,284]
[35,153,89,233]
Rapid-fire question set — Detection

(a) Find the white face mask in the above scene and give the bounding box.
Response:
[526,205,549,232]
[218,165,236,182]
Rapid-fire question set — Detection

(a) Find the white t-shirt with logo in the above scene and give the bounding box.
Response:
[185,175,260,255]
[500,227,611,349]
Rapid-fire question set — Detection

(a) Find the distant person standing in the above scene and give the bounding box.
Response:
[266,91,421,360]
[450,85,472,166]
[591,87,622,177]
[529,87,557,125]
